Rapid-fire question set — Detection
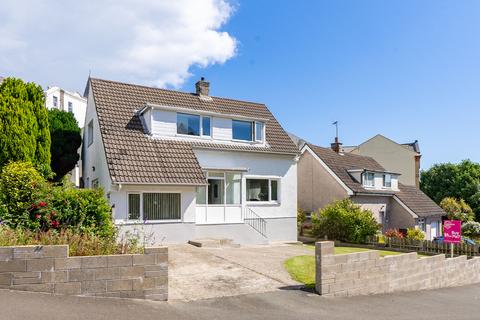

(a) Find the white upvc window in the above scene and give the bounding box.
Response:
[126,192,181,221]
[176,112,211,138]
[363,172,375,187]
[53,96,58,107]
[246,178,279,203]
[196,171,242,206]
[383,174,392,188]
[255,121,264,142]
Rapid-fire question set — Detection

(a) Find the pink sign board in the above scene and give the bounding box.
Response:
[444,220,461,244]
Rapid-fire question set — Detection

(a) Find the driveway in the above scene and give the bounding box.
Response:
[168,243,313,300]
[2,284,480,320]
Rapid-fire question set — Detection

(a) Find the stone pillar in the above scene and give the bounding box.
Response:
[315,241,335,295]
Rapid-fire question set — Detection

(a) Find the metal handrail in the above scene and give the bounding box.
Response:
[243,207,267,238]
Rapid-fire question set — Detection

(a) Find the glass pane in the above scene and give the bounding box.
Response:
[177,113,200,136]
[255,122,263,141]
[226,173,241,204]
[202,117,211,136]
[208,179,225,204]
[196,186,206,205]
[143,193,181,220]
[246,179,269,201]
[232,120,253,141]
[271,180,278,201]
[128,194,140,220]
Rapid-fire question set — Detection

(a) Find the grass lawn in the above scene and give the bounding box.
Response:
[284,246,416,288]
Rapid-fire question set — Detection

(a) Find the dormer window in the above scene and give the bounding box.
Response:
[383,174,392,188]
[202,116,211,136]
[232,120,253,141]
[255,121,264,142]
[177,113,200,136]
[363,172,375,187]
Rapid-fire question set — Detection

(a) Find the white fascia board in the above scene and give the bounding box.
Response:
[301,145,354,196]
[393,195,419,218]
[144,103,270,122]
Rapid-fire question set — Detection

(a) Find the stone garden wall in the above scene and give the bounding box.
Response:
[0,245,168,300]
[315,241,480,297]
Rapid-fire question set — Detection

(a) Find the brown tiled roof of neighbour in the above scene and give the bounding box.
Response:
[395,184,445,218]
[89,77,297,184]
[306,143,445,217]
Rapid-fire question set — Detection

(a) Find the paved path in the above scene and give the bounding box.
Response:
[1,284,480,319]
[168,243,312,300]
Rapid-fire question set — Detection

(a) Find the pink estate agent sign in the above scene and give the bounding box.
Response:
[444,220,462,244]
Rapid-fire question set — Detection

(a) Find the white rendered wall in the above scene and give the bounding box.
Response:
[45,87,87,127]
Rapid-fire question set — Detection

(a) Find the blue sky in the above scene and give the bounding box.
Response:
[184,0,480,169]
[1,1,479,169]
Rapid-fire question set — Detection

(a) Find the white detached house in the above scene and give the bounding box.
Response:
[82,77,298,244]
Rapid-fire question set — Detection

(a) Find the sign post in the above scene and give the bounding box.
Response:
[443,220,461,258]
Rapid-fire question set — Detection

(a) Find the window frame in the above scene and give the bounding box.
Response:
[232,119,254,142]
[245,177,280,204]
[68,101,73,113]
[254,121,264,143]
[196,171,242,207]
[53,96,58,107]
[382,174,392,188]
[176,112,201,136]
[363,172,375,187]
[126,192,182,222]
[127,192,141,220]
[87,120,94,147]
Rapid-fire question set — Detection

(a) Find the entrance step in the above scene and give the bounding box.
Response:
[188,238,241,248]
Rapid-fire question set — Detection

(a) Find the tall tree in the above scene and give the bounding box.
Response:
[421,160,480,220]
[0,78,51,176]
[48,109,82,182]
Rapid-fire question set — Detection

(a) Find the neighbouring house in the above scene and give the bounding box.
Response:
[296,142,445,240]
[45,86,87,187]
[81,77,299,245]
[342,134,421,188]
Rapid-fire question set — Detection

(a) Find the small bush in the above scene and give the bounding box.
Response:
[462,221,480,238]
[406,228,425,241]
[297,209,306,235]
[311,199,380,243]
[0,226,142,256]
[0,161,114,237]
[440,197,475,222]
[0,161,47,229]
[384,228,404,239]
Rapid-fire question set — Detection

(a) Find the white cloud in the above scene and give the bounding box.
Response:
[0,0,237,90]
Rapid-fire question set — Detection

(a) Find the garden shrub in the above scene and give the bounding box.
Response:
[0,161,47,229]
[297,209,306,235]
[0,161,114,238]
[462,221,480,238]
[406,228,425,241]
[440,197,475,222]
[384,228,404,239]
[0,226,142,256]
[311,199,380,243]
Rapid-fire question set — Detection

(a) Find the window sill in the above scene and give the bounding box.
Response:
[246,201,280,206]
[196,204,242,207]
[115,219,182,225]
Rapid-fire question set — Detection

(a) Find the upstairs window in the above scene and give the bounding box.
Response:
[232,120,253,141]
[68,101,73,113]
[383,174,392,188]
[177,113,200,136]
[363,172,375,187]
[53,96,58,107]
[202,116,211,136]
[255,122,264,142]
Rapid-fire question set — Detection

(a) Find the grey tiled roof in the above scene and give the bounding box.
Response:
[90,78,297,185]
[306,143,445,217]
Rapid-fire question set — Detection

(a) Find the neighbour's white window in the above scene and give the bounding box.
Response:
[255,121,264,142]
[363,172,375,187]
[128,193,141,220]
[68,101,73,113]
[246,178,279,202]
[383,174,392,188]
[87,120,94,146]
[53,96,58,107]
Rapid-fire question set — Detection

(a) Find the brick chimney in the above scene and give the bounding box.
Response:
[195,77,210,96]
[331,137,343,153]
